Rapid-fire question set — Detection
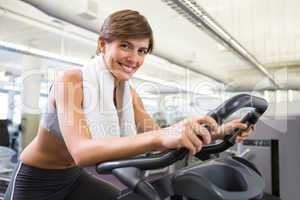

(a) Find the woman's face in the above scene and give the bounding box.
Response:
[99,37,150,81]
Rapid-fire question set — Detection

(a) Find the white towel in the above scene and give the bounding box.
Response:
[82,55,137,139]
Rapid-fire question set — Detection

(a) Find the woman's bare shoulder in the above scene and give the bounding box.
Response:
[58,69,82,83]
[51,69,83,108]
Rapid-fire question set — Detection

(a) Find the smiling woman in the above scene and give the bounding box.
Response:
[3,9,161,200]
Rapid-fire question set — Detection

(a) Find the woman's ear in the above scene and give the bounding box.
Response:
[97,37,106,53]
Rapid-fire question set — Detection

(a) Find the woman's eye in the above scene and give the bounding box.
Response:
[120,44,129,49]
[138,49,147,55]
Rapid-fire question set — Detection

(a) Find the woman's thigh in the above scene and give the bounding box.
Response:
[65,170,120,200]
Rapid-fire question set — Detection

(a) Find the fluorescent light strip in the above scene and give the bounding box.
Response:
[163,0,280,89]
[0,40,85,67]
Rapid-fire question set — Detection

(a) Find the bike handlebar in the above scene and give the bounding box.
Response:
[96,94,268,174]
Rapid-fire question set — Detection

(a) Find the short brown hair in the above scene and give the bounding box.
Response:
[96,9,154,55]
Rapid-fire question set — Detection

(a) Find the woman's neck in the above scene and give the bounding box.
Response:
[114,78,122,89]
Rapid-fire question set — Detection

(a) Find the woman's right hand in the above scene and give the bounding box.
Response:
[155,116,218,155]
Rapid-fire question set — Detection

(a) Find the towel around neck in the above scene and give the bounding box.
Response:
[81,55,137,139]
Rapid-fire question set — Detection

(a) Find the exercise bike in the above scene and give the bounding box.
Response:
[96,94,269,200]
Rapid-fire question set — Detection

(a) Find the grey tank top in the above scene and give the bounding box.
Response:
[40,101,63,140]
[40,84,64,140]
[39,84,119,140]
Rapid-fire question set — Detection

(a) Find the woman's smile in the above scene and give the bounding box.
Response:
[117,61,136,74]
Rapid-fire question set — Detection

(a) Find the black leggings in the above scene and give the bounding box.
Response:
[4,161,120,200]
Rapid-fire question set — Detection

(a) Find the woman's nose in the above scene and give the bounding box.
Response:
[126,51,141,65]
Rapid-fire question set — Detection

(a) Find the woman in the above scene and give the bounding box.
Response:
[4,10,253,200]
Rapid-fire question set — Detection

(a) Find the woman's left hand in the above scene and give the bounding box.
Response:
[211,119,255,143]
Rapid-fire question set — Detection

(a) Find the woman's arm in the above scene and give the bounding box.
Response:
[55,70,161,166]
[131,87,161,133]
[55,70,218,166]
